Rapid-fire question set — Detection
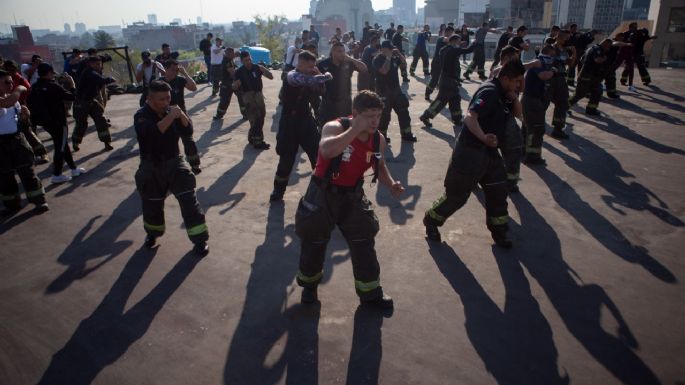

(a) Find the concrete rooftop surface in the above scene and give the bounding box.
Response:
[1,65,684,385]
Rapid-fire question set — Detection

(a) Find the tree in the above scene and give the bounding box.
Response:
[254,15,288,63]
[79,32,94,48]
[93,31,115,49]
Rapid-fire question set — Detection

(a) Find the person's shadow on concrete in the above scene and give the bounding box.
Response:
[529,163,676,283]
[222,203,347,385]
[376,142,421,225]
[427,239,569,385]
[45,190,139,294]
[508,193,662,385]
[345,304,393,385]
[37,246,203,385]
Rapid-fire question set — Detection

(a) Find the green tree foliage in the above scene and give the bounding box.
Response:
[93,31,116,49]
[254,15,287,63]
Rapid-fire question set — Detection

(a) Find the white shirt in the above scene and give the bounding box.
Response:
[285,46,299,68]
[20,63,38,85]
[136,61,165,85]
[0,101,20,135]
[210,44,225,65]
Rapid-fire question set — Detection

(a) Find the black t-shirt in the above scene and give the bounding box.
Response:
[316,57,355,101]
[134,104,193,161]
[384,28,396,41]
[221,57,237,84]
[496,32,512,51]
[392,32,404,53]
[164,76,188,112]
[440,44,475,80]
[76,67,114,100]
[523,67,547,99]
[372,54,401,94]
[460,79,508,146]
[508,35,525,50]
[199,39,212,56]
[234,64,263,92]
[27,78,75,127]
[433,36,448,59]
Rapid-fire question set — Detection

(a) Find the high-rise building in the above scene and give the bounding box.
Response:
[566,0,626,31]
[148,14,158,25]
[64,23,72,35]
[424,0,459,28]
[490,0,547,27]
[459,0,488,26]
[74,22,86,35]
[393,0,417,25]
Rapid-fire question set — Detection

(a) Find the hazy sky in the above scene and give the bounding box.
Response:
[3,0,399,31]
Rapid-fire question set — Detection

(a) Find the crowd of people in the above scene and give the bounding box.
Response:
[0,19,659,308]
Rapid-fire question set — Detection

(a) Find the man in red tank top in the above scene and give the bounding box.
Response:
[295,91,404,308]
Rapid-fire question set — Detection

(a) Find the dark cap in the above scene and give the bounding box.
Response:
[37,62,54,77]
[380,40,395,49]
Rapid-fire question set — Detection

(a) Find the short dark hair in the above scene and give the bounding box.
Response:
[397,25,404,29]
[445,26,455,33]
[298,51,316,62]
[163,59,179,68]
[239,51,250,59]
[499,59,525,79]
[448,35,461,42]
[570,23,578,29]
[517,25,527,33]
[149,80,171,93]
[541,45,556,55]
[2,60,18,71]
[207,33,213,37]
[302,29,310,34]
[0,69,9,79]
[500,45,520,59]
[551,25,560,31]
[353,90,384,112]
[162,43,170,49]
[544,37,556,45]
[331,42,345,49]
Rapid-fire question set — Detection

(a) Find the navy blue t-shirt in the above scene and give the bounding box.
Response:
[524,67,546,99]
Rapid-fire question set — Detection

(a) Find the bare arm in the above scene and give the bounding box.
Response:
[0,87,25,107]
[346,56,368,73]
[259,65,274,80]
[376,138,404,198]
[179,68,197,91]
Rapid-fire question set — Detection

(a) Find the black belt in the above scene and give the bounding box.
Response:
[312,175,362,194]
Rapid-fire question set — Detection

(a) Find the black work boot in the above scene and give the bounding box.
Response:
[585,108,600,116]
[419,114,431,128]
[361,293,394,309]
[270,179,287,202]
[423,216,442,242]
[401,132,418,142]
[523,155,546,166]
[193,241,209,256]
[551,128,569,139]
[301,286,318,304]
[424,88,432,101]
[144,235,157,249]
[492,232,513,249]
[104,142,114,151]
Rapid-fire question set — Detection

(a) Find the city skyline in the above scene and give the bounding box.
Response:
[2,0,401,32]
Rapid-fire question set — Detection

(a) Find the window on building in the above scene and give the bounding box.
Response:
[669,7,685,33]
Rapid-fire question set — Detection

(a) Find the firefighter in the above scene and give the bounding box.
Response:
[133,80,209,256]
[270,51,333,202]
[463,22,499,81]
[522,46,557,166]
[295,90,404,307]
[72,56,115,152]
[423,60,526,247]
[391,25,410,82]
[373,40,417,143]
[567,29,598,87]
[621,23,656,91]
[27,63,86,184]
[425,25,455,101]
[603,33,632,99]
[409,24,431,76]
[419,34,475,127]
[0,69,48,214]
[316,42,367,127]
[548,29,575,139]
[213,47,246,120]
[232,51,273,150]
[161,59,202,174]
[569,39,612,116]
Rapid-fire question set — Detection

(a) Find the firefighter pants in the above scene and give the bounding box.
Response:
[548,75,569,130]
[569,74,603,111]
[19,119,47,157]
[134,156,208,244]
[273,114,320,195]
[501,117,522,189]
[318,97,352,128]
[621,54,650,85]
[0,133,46,210]
[378,88,412,137]
[521,95,548,160]
[242,91,267,145]
[604,67,618,97]
[422,78,463,123]
[216,84,246,118]
[357,71,374,92]
[426,57,443,94]
[424,141,509,237]
[465,44,486,79]
[410,47,430,74]
[295,178,383,300]
[72,99,111,145]
[45,124,76,176]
